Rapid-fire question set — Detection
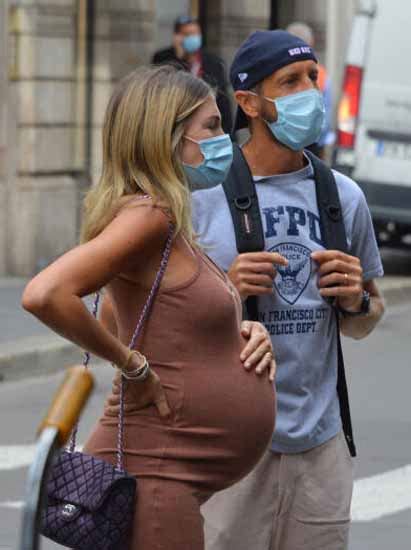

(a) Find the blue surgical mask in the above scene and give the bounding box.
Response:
[183,134,233,190]
[254,89,325,151]
[182,34,202,54]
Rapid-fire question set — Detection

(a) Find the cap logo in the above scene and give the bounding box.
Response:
[238,72,248,83]
[288,46,311,56]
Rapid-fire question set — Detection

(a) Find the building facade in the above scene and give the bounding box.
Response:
[0,0,356,276]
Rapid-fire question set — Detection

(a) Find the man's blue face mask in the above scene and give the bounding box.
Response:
[182,34,202,54]
[250,88,325,151]
[183,134,233,190]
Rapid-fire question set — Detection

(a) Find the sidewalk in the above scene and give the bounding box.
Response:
[0,278,95,382]
[1,248,410,382]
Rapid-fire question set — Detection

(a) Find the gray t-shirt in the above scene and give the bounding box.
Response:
[192,155,384,454]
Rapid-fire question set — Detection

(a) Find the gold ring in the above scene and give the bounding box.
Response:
[344,273,349,285]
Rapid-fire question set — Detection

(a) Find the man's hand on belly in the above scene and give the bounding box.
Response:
[240,321,276,382]
[227,252,288,301]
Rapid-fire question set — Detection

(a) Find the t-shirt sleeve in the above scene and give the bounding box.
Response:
[342,178,384,281]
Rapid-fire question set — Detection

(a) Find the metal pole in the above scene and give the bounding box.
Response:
[190,0,199,18]
[19,428,59,550]
[326,0,339,103]
[326,0,357,117]
[198,0,207,48]
[269,0,279,30]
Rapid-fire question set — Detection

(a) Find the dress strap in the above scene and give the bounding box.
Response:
[116,195,175,224]
[198,249,228,284]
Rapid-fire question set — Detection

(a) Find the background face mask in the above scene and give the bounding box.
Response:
[257,89,325,151]
[183,134,233,190]
[182,34,202,54]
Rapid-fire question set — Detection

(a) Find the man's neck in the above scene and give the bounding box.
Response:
[242,123,306,177]
[185,51,201,64]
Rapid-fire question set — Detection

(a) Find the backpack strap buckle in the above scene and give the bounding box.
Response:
[326,204,342,221]
[234,196,252,210]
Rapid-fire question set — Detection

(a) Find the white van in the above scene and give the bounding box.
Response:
[334,0,411,248]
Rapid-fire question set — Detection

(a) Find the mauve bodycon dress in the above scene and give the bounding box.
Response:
[84,235,276,550]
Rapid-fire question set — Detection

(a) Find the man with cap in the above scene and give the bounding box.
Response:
[152,15,232,133]
[193,30,385,550]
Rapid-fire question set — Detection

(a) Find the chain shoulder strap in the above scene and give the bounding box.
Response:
[68,195,174,471]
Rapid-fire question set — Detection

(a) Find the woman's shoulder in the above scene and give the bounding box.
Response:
[99,194,173,256]
[113,194,173,231]
[115,194,171,217]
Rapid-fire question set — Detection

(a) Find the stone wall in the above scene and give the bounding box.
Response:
[5,0,79,276]
[205,0,270,69]
[91,0,156,184]
[2,0,156,276]
[0,2,9,275]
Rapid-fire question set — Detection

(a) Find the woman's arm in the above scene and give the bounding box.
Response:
[99,292,118,338]
[22,203,169,369]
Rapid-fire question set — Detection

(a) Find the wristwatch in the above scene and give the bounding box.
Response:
[338,290,371,317]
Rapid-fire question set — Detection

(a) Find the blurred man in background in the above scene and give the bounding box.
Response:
[152,15,233,133]
[287,21,335,158]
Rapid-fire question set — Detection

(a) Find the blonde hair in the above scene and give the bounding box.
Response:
[80,65,212,244]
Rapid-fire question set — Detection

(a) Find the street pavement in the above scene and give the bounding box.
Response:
[0,247,410,548]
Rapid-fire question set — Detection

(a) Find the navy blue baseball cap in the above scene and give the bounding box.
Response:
[230,30,318,131]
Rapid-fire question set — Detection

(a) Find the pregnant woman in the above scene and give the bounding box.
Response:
[22,65,276,550]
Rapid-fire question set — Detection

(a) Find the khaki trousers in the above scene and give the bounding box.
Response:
[201,432,354,550]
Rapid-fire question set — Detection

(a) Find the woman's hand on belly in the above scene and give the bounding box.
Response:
[240,321,276,382]
[105,367,171,418]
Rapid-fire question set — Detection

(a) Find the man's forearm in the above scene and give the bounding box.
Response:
[339,295,385,340]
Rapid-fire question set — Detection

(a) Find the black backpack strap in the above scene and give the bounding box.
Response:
[306,150,357,458]
[222,144,265,321]
[222,144,265,253]
[307,152,349,252]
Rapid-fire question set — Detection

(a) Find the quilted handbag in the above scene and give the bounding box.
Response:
[41,451,136,550]
[41,204,173,550]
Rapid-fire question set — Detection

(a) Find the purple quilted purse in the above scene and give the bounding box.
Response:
[41,205,173,550]
[41,451,136,550]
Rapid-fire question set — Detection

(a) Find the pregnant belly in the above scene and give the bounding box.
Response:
[95,354,276,493]
[180,357,276,489]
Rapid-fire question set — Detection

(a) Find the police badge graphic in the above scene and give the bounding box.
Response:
[271,243,312,305]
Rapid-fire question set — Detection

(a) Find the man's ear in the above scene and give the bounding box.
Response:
[234,91,261,123]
